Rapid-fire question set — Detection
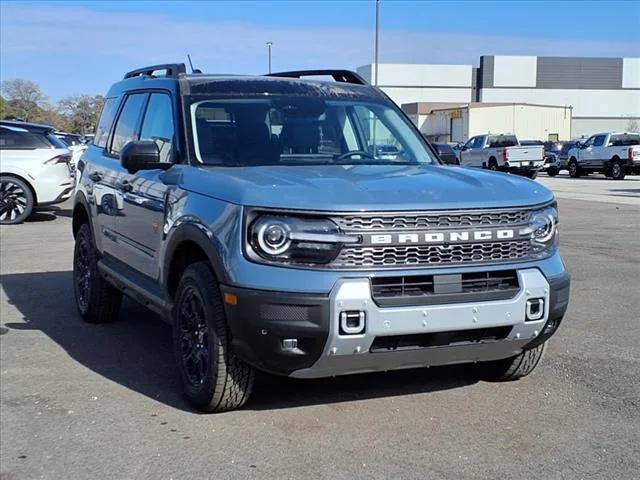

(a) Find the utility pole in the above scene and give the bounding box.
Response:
[266,42,273,74]
[374,0,380,86]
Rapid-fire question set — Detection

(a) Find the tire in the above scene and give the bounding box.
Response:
[73,223,122,323]
[173,261,254,412]
[568,159,581,178]
[546,167,559,177]
[480,342,547,382]
[488,158,498,171]
[610,159,625,180]
[0,176,34,225]
[524,170,538,180]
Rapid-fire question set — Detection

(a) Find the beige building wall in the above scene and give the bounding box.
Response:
[468,105,572,140]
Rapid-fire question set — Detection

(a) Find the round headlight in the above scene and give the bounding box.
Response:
[529,207,557,243]
[255,218,291,255]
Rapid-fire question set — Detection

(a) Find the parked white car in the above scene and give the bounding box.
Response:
[0,121,74,224]
[55,131,87,170]
[566,132,640,180]
[459,134,544,179]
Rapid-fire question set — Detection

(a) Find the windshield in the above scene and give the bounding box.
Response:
[189,97,436,166]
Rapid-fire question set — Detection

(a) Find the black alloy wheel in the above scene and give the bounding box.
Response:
[177,286,210,388]
[0,177,33,224]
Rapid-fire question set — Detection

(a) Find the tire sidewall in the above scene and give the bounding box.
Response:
[0,176,34,224]
[73,224,95,317]
[569,160,579,177]
[173,267,221,405]
[611,160,624,180]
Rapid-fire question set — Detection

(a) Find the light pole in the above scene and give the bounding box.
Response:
[374,0,380,86]
[266,42,273,74]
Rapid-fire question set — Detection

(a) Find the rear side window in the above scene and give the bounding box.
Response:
[609,134,640,146]
[0,127,52,150]
[94,98,120,148]
[109,93,147,155]
[488,136,518,148]
[140,93,175,163]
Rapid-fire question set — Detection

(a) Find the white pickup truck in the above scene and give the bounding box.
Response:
[567,132,640,180]
[459,134,544,179]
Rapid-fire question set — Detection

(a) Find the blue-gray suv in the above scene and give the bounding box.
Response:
[72,64,570,412]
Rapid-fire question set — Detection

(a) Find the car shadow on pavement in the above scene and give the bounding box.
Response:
[1,270,479,413]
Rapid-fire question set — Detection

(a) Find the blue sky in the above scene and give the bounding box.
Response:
[1,0,639,101]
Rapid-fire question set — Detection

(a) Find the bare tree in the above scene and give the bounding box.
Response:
[626,118,639,133]
[0,79,47,121]
[57,95,105,134]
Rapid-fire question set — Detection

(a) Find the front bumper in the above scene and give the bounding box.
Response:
[222,267,570,378]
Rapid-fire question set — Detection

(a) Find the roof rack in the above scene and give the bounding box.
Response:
[266,69,368,86]
[124,63,187,79]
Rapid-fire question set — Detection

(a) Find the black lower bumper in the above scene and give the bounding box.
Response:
[220,285,330,376]
[525,270,571,349]
[221,269,570,376]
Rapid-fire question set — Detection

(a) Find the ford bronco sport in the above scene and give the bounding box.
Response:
[72,64,570,412]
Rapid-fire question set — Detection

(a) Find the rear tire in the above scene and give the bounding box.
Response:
[488,158,498,171]
[73,223,123,323]
[173,262,254,412]
[0,176,34,225]
[480,342,547,381]
[610,159,625,180]
[568,159,581,178]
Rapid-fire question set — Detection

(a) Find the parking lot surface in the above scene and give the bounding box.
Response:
[1,176,639,480]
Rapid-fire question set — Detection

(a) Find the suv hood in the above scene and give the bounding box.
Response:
[183,164,554,211]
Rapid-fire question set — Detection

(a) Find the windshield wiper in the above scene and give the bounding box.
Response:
[333,150,377,162]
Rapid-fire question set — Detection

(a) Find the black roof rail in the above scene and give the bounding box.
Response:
[266,69,368,85]
[123,63,187,79]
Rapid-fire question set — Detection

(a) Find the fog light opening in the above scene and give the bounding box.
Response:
[525,298,545,321]
[339,311,366,335]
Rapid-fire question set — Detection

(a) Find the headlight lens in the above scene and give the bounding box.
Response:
[249,215,353,265]
[527,206,558,256]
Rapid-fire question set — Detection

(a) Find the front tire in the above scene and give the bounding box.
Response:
[0,176,34,225]
[524,170,538,180]
[480,342,547,381]
[173,262,254,412]
[73,223,122,323]
[546,166,559,177]
[610,159,625,180]
[568,159,581,178]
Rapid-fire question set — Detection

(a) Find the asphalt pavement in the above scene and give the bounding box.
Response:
[1,174,639,480]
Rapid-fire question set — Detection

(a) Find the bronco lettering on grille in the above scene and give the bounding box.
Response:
[361,228,523,246]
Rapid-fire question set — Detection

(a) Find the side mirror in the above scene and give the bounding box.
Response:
[460,145,467,151]
[120,141,165,173]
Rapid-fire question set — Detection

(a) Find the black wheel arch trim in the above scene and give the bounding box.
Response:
[72,190,94,238]
[161,221,230,291]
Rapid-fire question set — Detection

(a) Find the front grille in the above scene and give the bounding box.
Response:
[333,209,530,231]
[370,327,512,352]
[333,240,531,269]
[371,270,520,307]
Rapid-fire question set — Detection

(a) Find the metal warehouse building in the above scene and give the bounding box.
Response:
[358,55,640,140]
[403,102,572,143]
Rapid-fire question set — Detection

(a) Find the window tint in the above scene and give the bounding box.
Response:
[609,134,639,146]
[0,127,52,150]
[583,136,596,148]
[593,135,606,147]
[94,97,120,148]
[488,136,518,148]
[140,94,174,163]
[110,94,147,155]
[190,98,435,166]
[434,143,454,154]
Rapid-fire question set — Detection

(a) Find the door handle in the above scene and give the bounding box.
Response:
[88,172,103,182]
[121,180,133,193]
